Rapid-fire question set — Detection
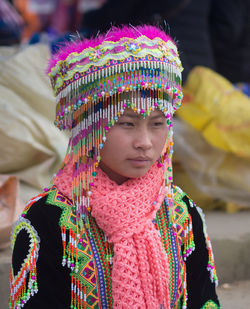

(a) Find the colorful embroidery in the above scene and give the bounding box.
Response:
[46,187,100,309]
[182,213,195,261]
[88,47,105,62]
[171,186,200,308]
[11,185,216,309]
[124,39,141,53]
[45,187,191,309]
[88,215,113,308]
[201,300,220,309]
[21,192,47,217]
[156,197,184,309]
[58,60,69,78]
[10,218,40,309]
[172,186,195,261]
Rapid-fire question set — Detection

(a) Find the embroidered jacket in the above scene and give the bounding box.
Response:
[10,186,220,309]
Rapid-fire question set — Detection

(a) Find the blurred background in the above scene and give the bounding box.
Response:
[0,0,250,308]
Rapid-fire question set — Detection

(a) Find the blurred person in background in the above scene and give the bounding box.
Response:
[210,0,250,84]
[11,0,106,43]
[13,0,40,42]
[0,0,23,45]
[82,0,250,84]
[82,0,216,82]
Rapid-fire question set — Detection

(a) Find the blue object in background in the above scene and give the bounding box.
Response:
[235,83,250,97]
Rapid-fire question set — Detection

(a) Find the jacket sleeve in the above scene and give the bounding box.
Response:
[182,196,220,309]
[10,196,71,309]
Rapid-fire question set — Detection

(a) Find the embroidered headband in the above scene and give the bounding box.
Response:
[47,25,183,226]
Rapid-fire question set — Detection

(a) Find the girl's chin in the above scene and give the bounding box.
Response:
[99,161,153,184]
[125,166,152,178]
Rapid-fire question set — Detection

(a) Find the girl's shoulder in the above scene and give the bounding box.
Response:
[172,184,207,227]
[172,185,194,225]
[171,185,209,248]
[14,186,73,230]
[172,184,205,220]
[22,186,73,217]
[11,186,73,266]
[11,186,70,252]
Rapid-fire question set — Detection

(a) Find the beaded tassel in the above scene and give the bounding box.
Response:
[165,125,176,226]
[70,276,85,309]
[183,214,195,261]
[182,263,188,309]
[61,226,67,266]
[61,227,79,273]
[105,236,113,265]
[206,235,219,286]
[10,246,38,309]
[61,226,87,308]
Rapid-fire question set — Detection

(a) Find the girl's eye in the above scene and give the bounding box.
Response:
[152,122,164,127]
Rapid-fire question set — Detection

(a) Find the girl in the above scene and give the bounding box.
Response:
[10,25,220,309]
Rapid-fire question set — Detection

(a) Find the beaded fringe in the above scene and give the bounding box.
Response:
[70,276,85,309]
[10,218,40,309]
[183,214,195,261]
[182,263,188,309]
[9,247,38,309]
[206,235,219,286]
[193,202,219,286]
[61,226,87,308]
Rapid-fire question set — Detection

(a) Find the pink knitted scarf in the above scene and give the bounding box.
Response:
[54,163,170,309]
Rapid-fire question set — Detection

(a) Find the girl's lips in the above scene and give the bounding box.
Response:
[127,158,151,167]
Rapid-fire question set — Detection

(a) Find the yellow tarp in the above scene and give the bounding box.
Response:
[178,66,250,158]
[175,66,250,211]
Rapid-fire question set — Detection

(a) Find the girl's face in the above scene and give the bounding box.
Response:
[100,109,169,184]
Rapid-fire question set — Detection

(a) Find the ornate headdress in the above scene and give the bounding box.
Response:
[47,25,183,229]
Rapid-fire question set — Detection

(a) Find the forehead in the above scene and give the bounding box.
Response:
[121,109,165,119]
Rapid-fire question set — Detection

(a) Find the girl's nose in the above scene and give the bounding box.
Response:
[133,127,152,150]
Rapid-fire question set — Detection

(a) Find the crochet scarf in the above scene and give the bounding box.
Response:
[55,163,170,309]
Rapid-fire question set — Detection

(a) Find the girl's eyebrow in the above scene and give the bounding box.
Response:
[122,113,165,119]
[149,114,165,120]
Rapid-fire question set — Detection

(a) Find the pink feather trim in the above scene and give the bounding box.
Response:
[47,25,175,74]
